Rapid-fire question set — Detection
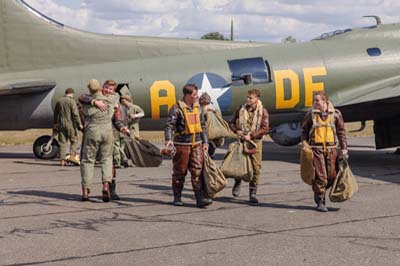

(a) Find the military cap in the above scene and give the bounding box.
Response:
[199,92,211,105]
[121,95,132,103]
[87,79,100,94]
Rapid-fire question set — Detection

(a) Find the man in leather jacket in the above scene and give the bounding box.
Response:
[301,91,347,212]
[164,84,211,208]
[228,89,269,204]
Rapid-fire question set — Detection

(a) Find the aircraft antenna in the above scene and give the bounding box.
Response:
[363,15,382,26]
[230,19,234,41]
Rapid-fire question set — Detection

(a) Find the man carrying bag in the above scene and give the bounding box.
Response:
[227,89,269,204]
[301,91,348,212]
[329,156,358,202]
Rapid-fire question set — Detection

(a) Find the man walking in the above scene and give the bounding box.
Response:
[53,88,83,166]
[199,92,225,158]
[228,89,269,204]
[164,84,211,208]
[301,91,347,212]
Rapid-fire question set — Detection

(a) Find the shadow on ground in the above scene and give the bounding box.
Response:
[0,152,35,159]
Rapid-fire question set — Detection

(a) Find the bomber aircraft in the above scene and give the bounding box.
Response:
[0,0,399,159]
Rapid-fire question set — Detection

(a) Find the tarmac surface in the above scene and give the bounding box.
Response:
[0,137,399,266]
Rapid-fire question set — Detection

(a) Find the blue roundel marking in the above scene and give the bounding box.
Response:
[187,72,232,113]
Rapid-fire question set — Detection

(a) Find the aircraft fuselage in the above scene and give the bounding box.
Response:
[1,35,399,131]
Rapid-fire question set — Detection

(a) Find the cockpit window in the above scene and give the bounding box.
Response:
[228,57,271,86]
[367,48,382,56]
[313,28,352,40]
[18,0,64,28]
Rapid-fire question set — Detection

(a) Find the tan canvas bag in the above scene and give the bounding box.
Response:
[300,141,314,185]
[329,158,359,202]
[220,141,253,182]
[202,152,228,198]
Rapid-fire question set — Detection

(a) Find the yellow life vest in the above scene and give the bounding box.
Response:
[311,111,336,153]
[182,108,202,135]
[177,100,202,146]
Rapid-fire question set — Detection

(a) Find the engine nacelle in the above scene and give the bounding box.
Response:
[270,122,302,146]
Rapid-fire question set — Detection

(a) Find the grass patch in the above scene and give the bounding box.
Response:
[0,129,52,146]
[0,121,373,146]
[0,129,165,146]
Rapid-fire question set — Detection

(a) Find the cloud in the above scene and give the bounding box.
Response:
[24,0,400,42]
[25,0,89,30]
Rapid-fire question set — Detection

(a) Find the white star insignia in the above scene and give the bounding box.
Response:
[198,73,230,111]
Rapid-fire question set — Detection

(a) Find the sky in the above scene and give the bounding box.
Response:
[24,0,400,42]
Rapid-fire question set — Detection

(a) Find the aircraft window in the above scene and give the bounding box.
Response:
[264,60,272,82]
[228,57,271,86]
[116,83,131,99]
[313,28,352,40]
[367,48,382,56]
[18,0,64,28]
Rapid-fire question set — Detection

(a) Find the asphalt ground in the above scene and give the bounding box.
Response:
[0,137,399,266]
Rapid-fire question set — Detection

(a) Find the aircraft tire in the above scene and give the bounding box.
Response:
[33,135,59,160]
[269,122,302,146]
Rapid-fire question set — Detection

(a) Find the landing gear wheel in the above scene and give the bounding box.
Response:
[33,135,59,160]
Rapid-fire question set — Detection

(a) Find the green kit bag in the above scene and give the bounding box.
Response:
[329,157,359,202]
[220,141,253,182]
[205,111,237,140]
[202,151,228,198]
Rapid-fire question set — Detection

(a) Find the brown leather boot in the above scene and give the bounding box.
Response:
[82,187,89,201]
[315,193,328,212]
[232,179,241,197]
[69,153,80,166]
[102,182,111,202]
[110,179,120,200]
[172,185,184,206]
[193,184,211,209]
[249,187,259,204]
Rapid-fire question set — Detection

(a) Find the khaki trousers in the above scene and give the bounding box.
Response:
[80,125,114,189]
[58,125,79,159]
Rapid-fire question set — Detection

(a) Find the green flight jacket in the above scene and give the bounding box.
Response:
[53,95,82,130]
[126,104,144,138]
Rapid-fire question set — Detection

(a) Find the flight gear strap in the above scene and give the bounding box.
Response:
[310,111,336,154]
[177,101,202,147]
[238,101,263,133]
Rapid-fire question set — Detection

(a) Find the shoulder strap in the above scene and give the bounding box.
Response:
[309,111,318,139]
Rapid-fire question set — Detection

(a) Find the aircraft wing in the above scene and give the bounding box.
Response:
[0,80,56,96]
[335,76,400,107]
[334,76,400,121]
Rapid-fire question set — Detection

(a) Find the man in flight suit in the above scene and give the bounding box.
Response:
[79,79,129,202]
[228,89,269,204]
[109,81,129,168]
[53,88,83,166]
[301,91,348,212]
[120,95,145,139]
[164,84,210,208]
